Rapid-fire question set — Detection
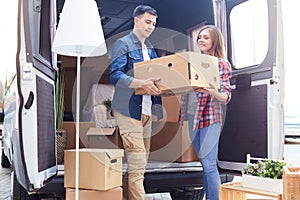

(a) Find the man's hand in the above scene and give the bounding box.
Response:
[130,77,162,95]
[141,77,162,95]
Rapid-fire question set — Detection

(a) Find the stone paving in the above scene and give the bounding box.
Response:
[0,149,11,200]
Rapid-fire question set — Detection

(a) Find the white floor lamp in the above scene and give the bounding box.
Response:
[52,0,107,199]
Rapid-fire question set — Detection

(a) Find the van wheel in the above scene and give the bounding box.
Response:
[12,172,40,200]
[1,149,11,168]
[170,187,205,200]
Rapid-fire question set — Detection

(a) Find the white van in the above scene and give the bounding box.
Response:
[2,0,284,199]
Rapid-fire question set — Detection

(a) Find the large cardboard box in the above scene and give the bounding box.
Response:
[134,51,219,95]
[64,148,124,190]
[86,127,123,149]
[66,187,122,200]
[161,95,181,122]
[62,122,96,149]
[150,121,199,162]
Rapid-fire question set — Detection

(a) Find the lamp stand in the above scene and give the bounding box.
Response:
[75,55,81,200]
[51,0,107,198]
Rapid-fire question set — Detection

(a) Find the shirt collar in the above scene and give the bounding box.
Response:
[129,31,153,49]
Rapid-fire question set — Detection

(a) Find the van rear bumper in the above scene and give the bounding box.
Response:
[37,163,234,198]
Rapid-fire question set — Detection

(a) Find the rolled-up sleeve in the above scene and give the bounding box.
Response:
[218,59,232,104]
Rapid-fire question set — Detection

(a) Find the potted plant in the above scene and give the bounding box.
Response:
[102,98,112,109]
[56,70,64,130]
[242,154,286,193]
[55,69,67,164]
[102,98,112,119]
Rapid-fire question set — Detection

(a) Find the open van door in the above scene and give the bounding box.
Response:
[218,0,285,172]
[9,0,58,197]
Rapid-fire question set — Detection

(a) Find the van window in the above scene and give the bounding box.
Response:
[230,0,268,69]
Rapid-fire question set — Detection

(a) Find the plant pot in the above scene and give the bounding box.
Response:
[56,129,67,164]
[0,112,4,122]
[242,174,283,194]
[107,108,113,120]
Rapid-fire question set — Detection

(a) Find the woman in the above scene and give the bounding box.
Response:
[179,25,232,200]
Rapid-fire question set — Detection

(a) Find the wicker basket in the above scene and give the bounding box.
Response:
[56,129,67,164]
[283,166,300,200]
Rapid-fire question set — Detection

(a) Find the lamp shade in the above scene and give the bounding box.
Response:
[52,0,107,57]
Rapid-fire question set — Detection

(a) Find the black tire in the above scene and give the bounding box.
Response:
[12,172,40,200]
[190,188,205,200]
[170,187,205,200]
[1,149,11,168]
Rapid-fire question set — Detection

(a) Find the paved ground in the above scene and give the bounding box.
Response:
[1,143,299,200]
[0,149,11,200]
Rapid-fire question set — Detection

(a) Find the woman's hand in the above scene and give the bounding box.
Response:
[195,84,228,103]
[195,84,217,94]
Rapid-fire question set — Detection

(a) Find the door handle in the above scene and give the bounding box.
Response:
[24,91,34,109]
[285,138,300,144]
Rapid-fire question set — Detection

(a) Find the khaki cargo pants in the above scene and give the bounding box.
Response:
[113,110,151,200]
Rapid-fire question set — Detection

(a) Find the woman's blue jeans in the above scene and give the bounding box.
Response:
[188,114,221,200]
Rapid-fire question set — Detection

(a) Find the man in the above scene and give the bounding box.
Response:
[110,5,162,200]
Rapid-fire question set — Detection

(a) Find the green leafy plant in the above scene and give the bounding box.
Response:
[55,70,64,130]
[243,159,286,179]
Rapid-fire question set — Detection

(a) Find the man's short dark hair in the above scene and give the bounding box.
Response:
[133,5,157,18]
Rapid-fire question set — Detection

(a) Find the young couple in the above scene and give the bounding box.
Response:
[110,5,231,200]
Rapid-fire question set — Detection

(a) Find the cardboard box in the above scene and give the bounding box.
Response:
[86,127,123,149]
[149,121,199,162]
[66,187,122,200]
[64,148,124,190]
[62,122,96,149]
[161,95,181,122]
[134,51,219,95]
[283,166,300,200]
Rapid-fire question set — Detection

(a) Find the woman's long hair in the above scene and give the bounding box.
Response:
[196,25,226,59]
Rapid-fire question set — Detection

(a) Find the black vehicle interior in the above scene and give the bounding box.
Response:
[57,0,269,166]
[57,0,214,45]
[57,0,215,118]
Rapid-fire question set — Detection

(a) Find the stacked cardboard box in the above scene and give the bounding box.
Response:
[150,120,199,162]
[62,121,123,149]
[64,148,124,199]
[62,122,95,149]
[86,127,123,149]
[66,187,122,200]
[149,95,199,162]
